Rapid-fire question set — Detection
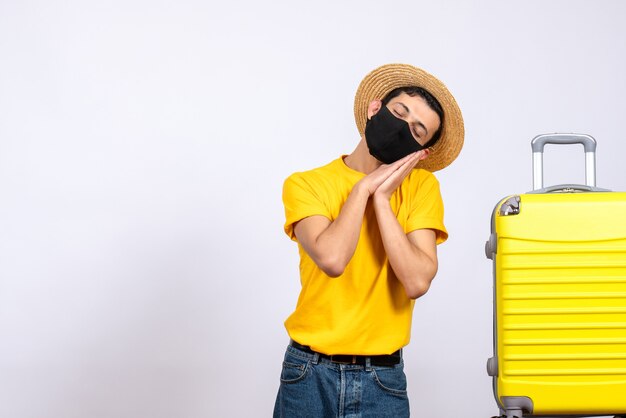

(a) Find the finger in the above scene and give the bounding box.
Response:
[382,154,419,185]
[371,152,420,184]
[370,155,412,180]
[399,152,421,170]
[380,153,420,183]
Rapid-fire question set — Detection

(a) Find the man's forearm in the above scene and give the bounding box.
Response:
[297,183,370,277]
[372,196,438,299]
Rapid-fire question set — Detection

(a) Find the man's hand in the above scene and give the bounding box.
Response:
[372,150,428,201]
[356,151,426,197]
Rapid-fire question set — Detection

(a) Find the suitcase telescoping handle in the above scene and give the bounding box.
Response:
[531,133,597,190]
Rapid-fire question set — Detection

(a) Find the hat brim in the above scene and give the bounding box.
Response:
[354,63,464,172]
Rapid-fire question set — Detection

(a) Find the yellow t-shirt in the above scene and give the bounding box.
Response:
[282,156,447,355]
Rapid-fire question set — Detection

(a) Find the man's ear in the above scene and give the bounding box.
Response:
[367,100,383,120]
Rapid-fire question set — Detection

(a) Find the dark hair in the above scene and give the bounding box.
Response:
[381,86,444,147]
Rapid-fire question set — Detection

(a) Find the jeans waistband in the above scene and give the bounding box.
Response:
[289,340,402,367]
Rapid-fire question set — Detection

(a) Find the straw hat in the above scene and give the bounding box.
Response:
[354,63,464,172]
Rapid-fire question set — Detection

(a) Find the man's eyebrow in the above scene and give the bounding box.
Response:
[398,102,410,113]
[397,102,428,135]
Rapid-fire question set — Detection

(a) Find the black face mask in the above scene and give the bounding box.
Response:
[365,106,428,164]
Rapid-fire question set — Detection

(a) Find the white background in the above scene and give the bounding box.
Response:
[1,0,625,417]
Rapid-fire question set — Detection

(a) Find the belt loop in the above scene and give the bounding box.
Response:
[312,352,320,365]
[365,356,372,371]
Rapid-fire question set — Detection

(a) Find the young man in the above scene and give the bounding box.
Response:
[274,63,464,418]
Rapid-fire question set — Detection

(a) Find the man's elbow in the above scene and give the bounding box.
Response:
[408,258,439,299]
[320,264,346,278]
[316,254,347,278]
[405,280,431,299]
[404,268,437,299]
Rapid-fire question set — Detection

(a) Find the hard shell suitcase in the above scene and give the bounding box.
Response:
[485,134,626,418]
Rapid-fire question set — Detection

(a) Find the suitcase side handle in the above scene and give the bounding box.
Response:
[531,133,597,190]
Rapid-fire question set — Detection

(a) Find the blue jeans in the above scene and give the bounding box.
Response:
[273,344,410,418]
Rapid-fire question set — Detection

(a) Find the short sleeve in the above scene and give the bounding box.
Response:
[282,173,331,241]
[405,172,448,244]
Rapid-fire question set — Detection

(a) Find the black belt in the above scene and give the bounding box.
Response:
[290,340,401,367]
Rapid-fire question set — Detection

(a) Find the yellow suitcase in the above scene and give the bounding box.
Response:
[485,134,626,418]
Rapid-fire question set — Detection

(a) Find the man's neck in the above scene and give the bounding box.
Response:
[344,137,382,174]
